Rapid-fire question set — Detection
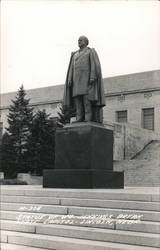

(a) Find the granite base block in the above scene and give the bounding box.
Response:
[43,122,124,189]
[43,169,124,188]
[55,123,113,170]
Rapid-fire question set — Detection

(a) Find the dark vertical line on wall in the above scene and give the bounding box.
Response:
[123,125,126,160]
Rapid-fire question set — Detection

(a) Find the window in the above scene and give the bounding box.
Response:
[142,108,154,130]
[116,110,127,123]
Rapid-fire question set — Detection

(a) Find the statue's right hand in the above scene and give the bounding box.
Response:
[68,81,72,87]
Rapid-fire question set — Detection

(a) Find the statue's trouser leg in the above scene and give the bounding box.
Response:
[74,96,84,121]
[83,95,92,121]
[92,106,103,123]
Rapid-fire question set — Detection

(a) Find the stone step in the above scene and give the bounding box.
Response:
[116,220,160,234]
[1,187,159,249]
[0,243,47,250]
[34,223,160,248]
[1,195,60,205]
[67,206,160,222]
[2,230,158,250]
[1,220,35,233]
[1,211,160,234]
[60,197,160,211]
[124,181,160,187]
[1,195,159,211]
[1,186,159,202]
[1,221,160,248]
[1,202,68,215]
[1,202,160,222]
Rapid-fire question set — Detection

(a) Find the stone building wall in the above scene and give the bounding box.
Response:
[104,121,160,160]
[104,89,160,131]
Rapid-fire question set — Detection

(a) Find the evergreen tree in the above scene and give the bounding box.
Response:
[5,85,33,175]
[26,110,56,175]
[57,104,71,125]
[0,133,17,178]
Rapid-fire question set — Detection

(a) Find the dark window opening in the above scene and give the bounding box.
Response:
[116,110,127,123]
[142,108,154,130]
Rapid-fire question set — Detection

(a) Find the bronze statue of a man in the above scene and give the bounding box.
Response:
[63,36,106,123]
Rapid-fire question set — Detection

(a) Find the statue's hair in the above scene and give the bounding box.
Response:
[79,36,89,46]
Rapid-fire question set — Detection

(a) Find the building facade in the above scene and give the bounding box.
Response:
[1,70,160,133]
[104,70,160,132]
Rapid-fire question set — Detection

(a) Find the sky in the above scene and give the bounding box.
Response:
[1,0,160,93]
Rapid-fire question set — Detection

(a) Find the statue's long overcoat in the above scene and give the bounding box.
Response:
[63,47,106,113]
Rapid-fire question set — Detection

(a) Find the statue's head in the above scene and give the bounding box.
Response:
[78,36,89,49]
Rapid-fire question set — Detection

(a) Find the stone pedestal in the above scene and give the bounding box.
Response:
[43,122,124,188]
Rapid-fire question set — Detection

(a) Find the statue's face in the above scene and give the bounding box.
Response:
[78,37,87,49]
